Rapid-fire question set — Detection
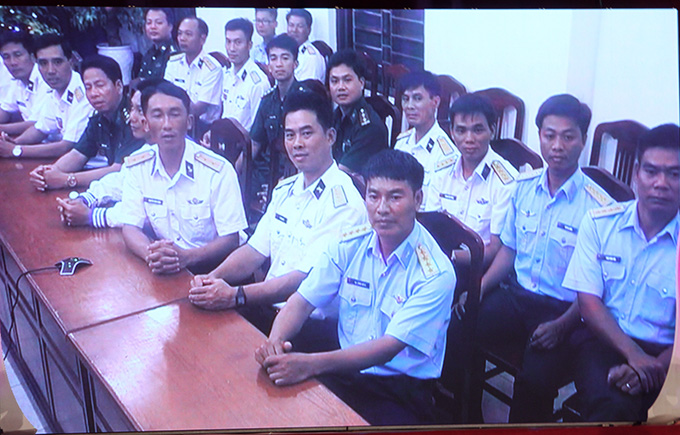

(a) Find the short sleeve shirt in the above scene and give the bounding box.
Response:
[500,168,613,302]
[563,200,678,345]
[426,148,517,244]
[119,139,247,249]
[295,40,326,82]
[0,64,50,121]
[33,72,94,143]
[221,58,270,131]
[137,40,177,80]
[332,97,389,173]
[250,41,268,65]
[298,222,456,379]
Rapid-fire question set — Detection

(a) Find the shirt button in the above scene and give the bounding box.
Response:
[561,237,566,243]
[532,283,537,288]
[630,279,636,285]
[281,260,286,266]
[351,297,356,303]
[620,314,625,319]
[604,271,608,277]
[176,237,181,241]
[662,288,667,294]
[535,258,541,263]
[540,231,546,236]
[151,212,155,217]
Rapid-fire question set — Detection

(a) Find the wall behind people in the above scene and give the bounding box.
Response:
[197,8,337,57]
[423,9,679,163]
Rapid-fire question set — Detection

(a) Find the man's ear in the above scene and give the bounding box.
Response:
[414,188,423,210]
[326,126,337,147]
[186,113,194,133]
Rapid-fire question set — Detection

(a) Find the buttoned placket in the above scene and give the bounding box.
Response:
[529,186,559,292]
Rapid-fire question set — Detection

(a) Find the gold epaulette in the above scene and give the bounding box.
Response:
[331,185,348,208]
[396,128,413,141]
[124,150,155,167]
[195,151,224,172]
[340,224,372,242]
[589,203,625,219]
[416,244,439,279]
[202,56,216,71]
[491,160,514,185]
[437,137,454,156]
[74,87,84,102]
[169,52,183,62]
[585,183,613,207]
[516,167,542,181]
[250,70,262,84]
[435,156,456,171]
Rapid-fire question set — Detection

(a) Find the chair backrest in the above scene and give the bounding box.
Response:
[475,87,525,141]
[366,95,402,147]
[209,51,231,69]
[436,74,467,134]
[358,51,379,97]
[311,40,333,66]
[490,138,543,172]
[382,63,410,109]
[210,118,252,207]
[582,166,635,202]
[589,120,648,186]
[254,60,275,87]
[339,167,366,199]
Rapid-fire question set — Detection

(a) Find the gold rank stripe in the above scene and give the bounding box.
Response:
[340,224,372,242]
[74,87,84,103]
[195,152,224,172]
[416,244,438,279]
[589,203,625,219]
[516,167,542,181]
[203,57,216,71]
[169,53,183,61]
[491,160,514,185]
[436,156,456,171]
[124,150,155,167]
[585,183,613,207]
[251,70,262,84]
[437,137,454,156]
[397,128,413,140]
[332,185,348,208]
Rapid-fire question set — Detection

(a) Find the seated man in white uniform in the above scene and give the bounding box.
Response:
[286,9,325,82]
[120,80,247,275]
[255,149,455,426]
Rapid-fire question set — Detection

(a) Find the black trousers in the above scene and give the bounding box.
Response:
[319,372,437,426]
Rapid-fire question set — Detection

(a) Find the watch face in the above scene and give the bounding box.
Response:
[12,146,22,157]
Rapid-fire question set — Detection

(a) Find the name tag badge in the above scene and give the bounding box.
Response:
[143,197,163,205]
[597,253,621,263]
[557,222,577,233]
[440,193,456,200]
[347,277,370,289]
[275,213,288,223]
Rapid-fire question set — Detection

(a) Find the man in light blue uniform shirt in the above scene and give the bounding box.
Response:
[473,94,613,422]
[563,124,679,422]
[255,149,455,426]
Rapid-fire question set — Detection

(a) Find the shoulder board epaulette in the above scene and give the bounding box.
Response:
[250,70,262,84]
[307,45,317,55]
[516,167,542,181]
[331,185,348,208]
[195,151,224,172]
[435,156,456,171]
[416,243,439,279]
[124,150,155,167]
[340,224,372,242]
[589,203,625,219]
[169,52,184,62]
[74,87,84,103]
[273,174,297,190]
[491,160,514,185]
[264,86,276,96]
[437,137,454,156]
[585,183,613,207]
[202,57,216,71]
[396,128,413,141]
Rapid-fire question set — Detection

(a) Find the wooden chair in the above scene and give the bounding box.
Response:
[416,211,484,424]
[382,63,410,108]
[209,118,252,215]
[358,51,379,97]
[339,167,366,199]
[589,120,648,186]
[582,166,635,202]
[490,138,543,172]
[475,88,525,141]
[436,74,467,135]
[255,60,275,87]
[366,95,401,148]
[209,51,230,69]
[311,40,333,67]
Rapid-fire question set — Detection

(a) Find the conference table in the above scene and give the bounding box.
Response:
[0,158,367,432]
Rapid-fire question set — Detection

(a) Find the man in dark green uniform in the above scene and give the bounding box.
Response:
[136,8,177,80]
[29,56,145,191]
[328,49,387,174]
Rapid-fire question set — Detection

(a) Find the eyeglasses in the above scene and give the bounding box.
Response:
[255,19,273,25]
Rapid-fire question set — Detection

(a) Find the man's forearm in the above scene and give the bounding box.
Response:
[553,299,581,332]
[122,225,152,260]
[309,335,406,377]
[184,233,240,268]
[18,140,75,158]
[268,292,317,343]
[480,244,515,299]
[0,120,35,136]
[243,271,306,306]
[69,165,121,188]
[14,126,46,145]
[210,244,266,283]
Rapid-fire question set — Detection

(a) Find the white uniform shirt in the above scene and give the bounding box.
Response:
[80,169,126,228]
[394,122,461,208]
[33,71,94,143]
[295,40,325,82]
[0,64,50,121]
[119,139,247,249]
[164,50,223,124]
[426,148,517,244]
[221,57,269,131]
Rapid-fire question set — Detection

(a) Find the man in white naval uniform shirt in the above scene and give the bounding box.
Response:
[164,17,223,137]
[286,9,325,82]
[190,90,367,333]
[0,34,93,159]
[120,81,247,275]
[221,18,270,131]
[0,31,49,137]
[394,71,460,209]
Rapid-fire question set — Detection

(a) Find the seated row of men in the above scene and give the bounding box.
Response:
[1,28,678,425]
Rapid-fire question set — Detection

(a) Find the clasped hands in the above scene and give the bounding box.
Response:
[188,274,236,309]
[144,239,188,274]
[255,339,316,386]
[29,164,69,191]
[56,196,90,226]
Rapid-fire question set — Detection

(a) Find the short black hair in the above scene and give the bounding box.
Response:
[535,94,591,138]
[81,55,122,84]
[34,33,72,60]
[0,30,34,55]
[282,89,333,131]
[636,123,680,163]
[399,70,441,98]
[450,93,496,130]
[255,8,277,20]
[266,33,298,60]
[144,8,175,27]
[181,16,209,37]
[141,79,191,114]
[363,149,424,193]
[225,18,254,41]
[286,9,312,27]
[327,49,366,81]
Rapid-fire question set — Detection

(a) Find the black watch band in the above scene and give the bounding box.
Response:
[235,285,246,308]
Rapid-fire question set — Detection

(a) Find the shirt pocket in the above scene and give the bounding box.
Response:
[379,291,407,320]
[548,224,578,274]
[469,200,492,233]
[517,212,538,253]
[339,282,372,336]
[143,202,167,229]
[639,272,676,329]
[179,204,213,242]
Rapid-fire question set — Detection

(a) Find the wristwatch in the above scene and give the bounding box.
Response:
[66,173,78,188]
[235,285,247,308]
[12,145,22,157]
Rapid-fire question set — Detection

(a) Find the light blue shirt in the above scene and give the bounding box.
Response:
[298,222,456,379]
[250,41,268,65]
[500,168,612,302]
[563,200,678,345]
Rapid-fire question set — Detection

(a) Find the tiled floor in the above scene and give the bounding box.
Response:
[4,356,49,434]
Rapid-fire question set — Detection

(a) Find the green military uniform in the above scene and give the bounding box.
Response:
[74,98,145,165]
[136,39,178,80]
[332,96,388,173]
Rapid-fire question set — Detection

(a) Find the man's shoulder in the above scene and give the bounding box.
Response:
[321,166,366,210]
[193,142,230,173]
[199,53,220,73]
[168,52,184,63]
[245,61,267,87]
[515,167,543,182]
[124,144,156,169]
[65,74,87,106]
[415,225,455,281]
[588,201,628,221]
[488,154,518,185]
[583,178,614,208]
[394,128,414,148]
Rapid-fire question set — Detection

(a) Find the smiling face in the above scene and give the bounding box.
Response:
[539,114,585,179]
[146,92,192,150]
[634,146,680,219]
[401,85,439,131]
[365,177,421,248]
[36,44,72,94]
[267,47,296,82]
[283,109,334,181]
[329,64,364,110]
[1,42,34,82]
[145,10,173,44]
[83,67,122,114]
